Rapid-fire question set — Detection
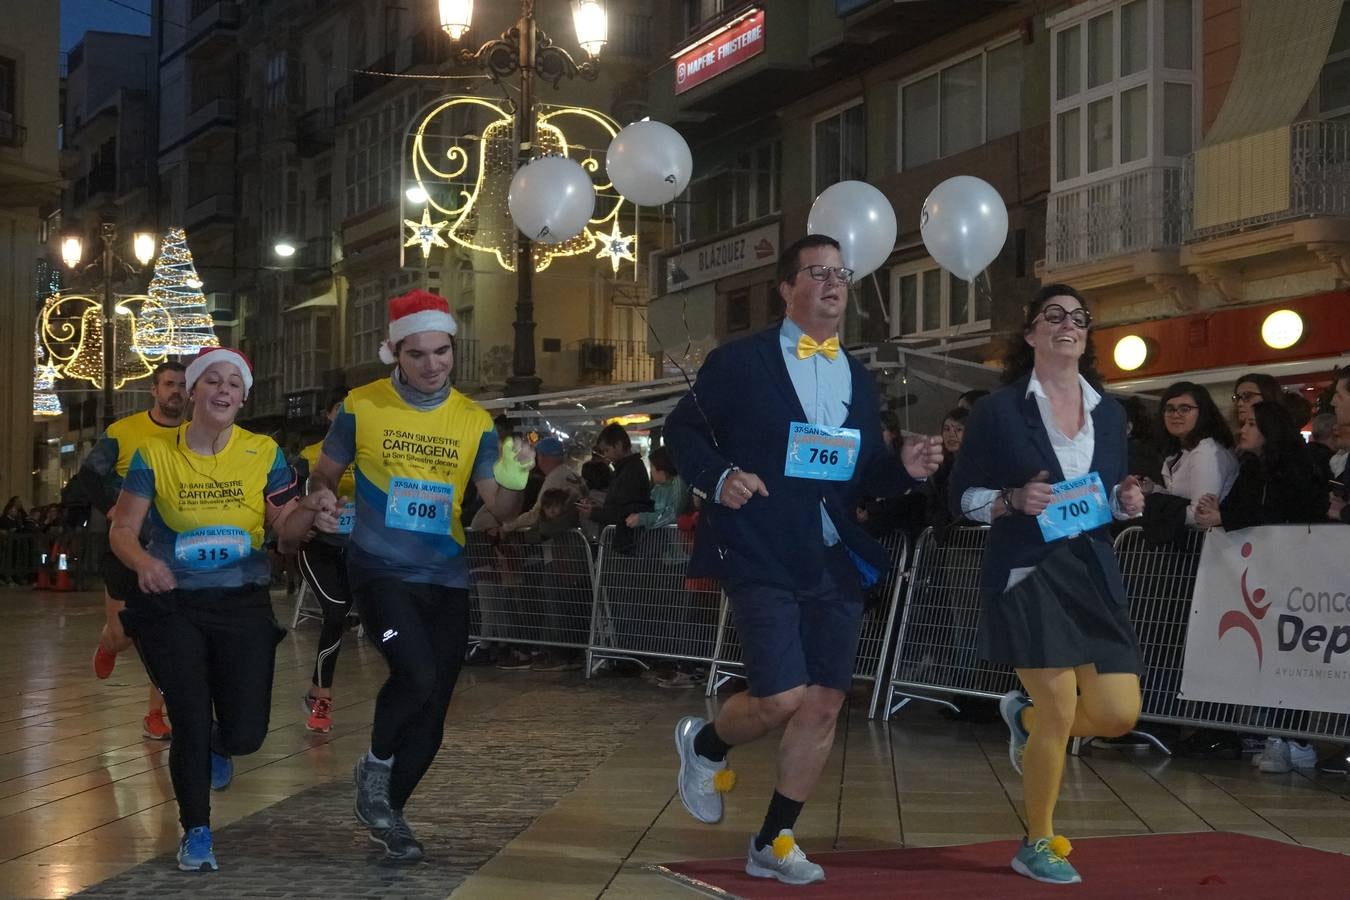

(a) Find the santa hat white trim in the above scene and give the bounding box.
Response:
[185,348,254,397]
[389,307,457,344]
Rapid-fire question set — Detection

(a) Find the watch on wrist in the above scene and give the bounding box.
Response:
[1000,487,1016,514]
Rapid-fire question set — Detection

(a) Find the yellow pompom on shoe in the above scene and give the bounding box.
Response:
[1048,835,1073,859]
[712,768,737,793]
[771,833,797,861]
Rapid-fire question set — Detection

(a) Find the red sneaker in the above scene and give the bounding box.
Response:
[93,644,117,680]
[143,709,172,740]
[306,697,333,734]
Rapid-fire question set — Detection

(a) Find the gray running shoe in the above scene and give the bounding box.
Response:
[745,830,825,885]
[353,755,394,829]
[370,811,424,862]
[674,715,731,824]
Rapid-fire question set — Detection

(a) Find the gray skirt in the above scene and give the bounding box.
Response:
[979,537,1143,675]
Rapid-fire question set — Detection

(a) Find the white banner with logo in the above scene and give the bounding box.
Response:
[1181,525,1350,714]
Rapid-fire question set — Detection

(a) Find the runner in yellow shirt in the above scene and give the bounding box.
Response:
[111,347,333,873]
[306,290,532,862]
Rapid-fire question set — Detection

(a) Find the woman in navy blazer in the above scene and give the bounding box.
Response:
[949,283,1145,886]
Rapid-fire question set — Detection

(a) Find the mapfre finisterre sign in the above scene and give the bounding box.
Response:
[674,9,766,95]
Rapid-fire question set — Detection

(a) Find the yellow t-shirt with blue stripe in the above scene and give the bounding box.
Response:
[123,424,297,589]
[79,411,179,512]
[299,439,357,543]
[321,378,497,588]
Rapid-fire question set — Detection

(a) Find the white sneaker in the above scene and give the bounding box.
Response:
[1289,740,1317,769]
[1259,737,1292,773]
[1252,736,1274,767]
[674,716,731,824]
[745,830,825,885]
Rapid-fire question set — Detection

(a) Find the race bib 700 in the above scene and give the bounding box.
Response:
[1036,472,1111,542]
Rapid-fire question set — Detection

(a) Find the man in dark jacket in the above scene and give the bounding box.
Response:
[578,423,651,552]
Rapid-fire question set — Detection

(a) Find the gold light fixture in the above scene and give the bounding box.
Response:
[438,0,473,39]
[571,0,608,57]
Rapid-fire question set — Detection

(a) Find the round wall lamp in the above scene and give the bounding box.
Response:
[1113,334,1151,371]
[1261,309,1303,350]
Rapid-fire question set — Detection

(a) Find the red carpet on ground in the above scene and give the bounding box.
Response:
[653,832,1350,898]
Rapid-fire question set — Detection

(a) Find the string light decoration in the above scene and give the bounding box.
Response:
[404,97,634,273]
[138,227,219,354]
[404,207,451,259]
[32,329,62,418]
[38,293,164,389]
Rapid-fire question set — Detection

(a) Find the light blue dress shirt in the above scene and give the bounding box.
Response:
[779,318,851,546]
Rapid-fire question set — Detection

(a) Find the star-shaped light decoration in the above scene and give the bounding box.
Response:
[595,219,636,274]
[404,207,450,260]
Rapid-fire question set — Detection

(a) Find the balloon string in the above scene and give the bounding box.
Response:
[870,272,890,325]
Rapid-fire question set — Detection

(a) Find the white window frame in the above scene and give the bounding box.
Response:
[811,98,866,197]
[889,258,989,338]
[1049,0,1200,190]
[896,33,1023,171]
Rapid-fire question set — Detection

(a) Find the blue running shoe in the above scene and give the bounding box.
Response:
[999,690,1032,775]
[210,751,233,791]
[177,826,219,872]
[1011,836,1081,884]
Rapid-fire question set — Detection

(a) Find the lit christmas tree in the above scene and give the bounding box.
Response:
[33,328,62,418]
[139,226,219,355]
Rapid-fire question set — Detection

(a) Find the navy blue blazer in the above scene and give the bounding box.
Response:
[948,374,1128,600]
[663,324,920,589]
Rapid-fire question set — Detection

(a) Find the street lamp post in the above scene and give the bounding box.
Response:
[440,0,607,397]
[61,220,157,429]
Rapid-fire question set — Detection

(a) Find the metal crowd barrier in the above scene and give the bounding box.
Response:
[0,530,101,590]
[586,524,723,674]
[882,524,1350,746]
[467,527,598,651]
[706,532,910,717]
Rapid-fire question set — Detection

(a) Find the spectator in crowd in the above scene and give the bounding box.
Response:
[503,437,585,534]
[578,458,613,543]
[1121,396,1164,484]
[1,497,28,530]
[1231,372,1282,425]
[1309,413,1338,486]
[578,424,652,553]
[626,446,688,532]
[1146,382,1239,527]
[1281,390,1313,433]
[925,408,969,534]
[1194,401,1328,532]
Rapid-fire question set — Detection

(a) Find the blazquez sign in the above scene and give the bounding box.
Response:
[1181,526,1350,715]
[674,9,766,95]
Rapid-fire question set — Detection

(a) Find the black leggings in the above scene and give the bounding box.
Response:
[299,541,353,689]
[121,586,284,830]
[354,578,469,811]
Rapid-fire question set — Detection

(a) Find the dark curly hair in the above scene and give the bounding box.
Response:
[1156,381,1234,454]
[1000,283,1103,387]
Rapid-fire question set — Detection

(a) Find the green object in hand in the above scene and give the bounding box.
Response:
[493,437,531,491]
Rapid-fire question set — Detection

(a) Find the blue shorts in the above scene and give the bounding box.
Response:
[724,545,864,698]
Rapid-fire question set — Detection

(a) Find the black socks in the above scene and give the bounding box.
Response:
[754,791,805,851]
[693,721,731,762]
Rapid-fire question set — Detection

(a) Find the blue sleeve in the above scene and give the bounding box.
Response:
[472,430,499,482]
[321,405,356,466]
[949,395,1000,519]
[265,448,300,507]
[84,436,120,477]
[122,450,155,499]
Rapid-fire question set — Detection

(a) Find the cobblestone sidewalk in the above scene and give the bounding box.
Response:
[77,680,673,898]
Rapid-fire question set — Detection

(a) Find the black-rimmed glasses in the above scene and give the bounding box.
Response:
[1233,391,1262,404]
[1163,404,1199,416]
[1037,303,1092,328]
[795,264,855,285]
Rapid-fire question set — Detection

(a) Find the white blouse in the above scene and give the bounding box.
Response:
[1159,437,1240,525]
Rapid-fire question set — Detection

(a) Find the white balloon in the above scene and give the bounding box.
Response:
[508,155,596,244]
[919,176,1009,281]
[606,120,693,206]
[806,180,898,279]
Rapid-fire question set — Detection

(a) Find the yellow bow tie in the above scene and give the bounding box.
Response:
[796,334,840,361]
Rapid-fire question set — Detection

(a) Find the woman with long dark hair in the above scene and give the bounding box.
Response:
[951,283,1144,886]
[1149,381,1239,524]
[1231,372,1282,426]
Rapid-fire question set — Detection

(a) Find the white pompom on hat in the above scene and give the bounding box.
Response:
[185,347,254,397]
[378,289,458,365]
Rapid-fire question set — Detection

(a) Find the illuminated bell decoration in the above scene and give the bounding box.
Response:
[1261,309,1303,350]
[38,293,165,390]
[406,96,634,274]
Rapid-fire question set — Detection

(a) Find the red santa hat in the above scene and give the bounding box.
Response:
[379,289,457,365]
[185,347,254,397]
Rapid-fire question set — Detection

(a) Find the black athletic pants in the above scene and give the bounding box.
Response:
[299,541,353,689]
[121,585,284,830]
[354,577,469,811]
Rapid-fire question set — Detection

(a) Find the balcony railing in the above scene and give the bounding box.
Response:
[1189,120,1350,241]
[1045,165,1188,270]
[575,339,659,385]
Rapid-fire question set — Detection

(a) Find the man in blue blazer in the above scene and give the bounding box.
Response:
[664,234,942,885]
